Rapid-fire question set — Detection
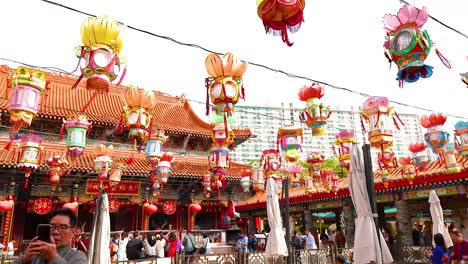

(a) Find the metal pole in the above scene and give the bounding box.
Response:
[284,177,291,264]
[362,144,384,263]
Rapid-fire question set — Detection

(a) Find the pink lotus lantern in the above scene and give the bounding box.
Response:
[17,135,44,188]
[298,83,331,136]
[335,130,356,173]
[46,155,69,194]
[93,144,114,182]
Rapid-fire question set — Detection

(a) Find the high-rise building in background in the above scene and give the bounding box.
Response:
[231,103,426,167]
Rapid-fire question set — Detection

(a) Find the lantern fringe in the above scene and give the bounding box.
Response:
[71,74,84,90]
[80,92,98,113]
[115,66,127,86]
[126,155,134,166]
[384,51,393,69]
[3,135,14,150]
[435,49,451,69]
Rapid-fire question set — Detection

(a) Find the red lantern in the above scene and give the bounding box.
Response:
[189,203,202,213]
[143,203,158,215]
[47,155,69,193]
[0,201,13,212]
[62,202,78,214]
[257,0,305,46]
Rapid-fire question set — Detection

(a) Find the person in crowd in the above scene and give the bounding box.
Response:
[183,230,197,257]
[336,254,351,264]
[247,233,256,253]
[165,232,178,263]
[175,232,182,254]
[155,235,165,258]
[13,208,87,264]
[144,233,156,258]
[292,231,303,250]
[449,228,468,263]
[109,238,118,263]
[116,232,129,261]
[236,230,249,252]
[319,231,329,249]
[425,233,450,264]
[301,230,317,250]
[0,234,5,258]
[199,233,210,254]
[333,228,346,248]
[423,224,433,246]
[412,225,421,246]
[7,239,16,259]
[126,231,144,260]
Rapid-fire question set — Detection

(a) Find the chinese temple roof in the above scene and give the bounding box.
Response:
[0,65,254,139]
[0,138,250,180]
[237,157,468,210]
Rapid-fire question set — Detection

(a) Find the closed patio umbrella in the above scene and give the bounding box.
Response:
[429,190,453,248]
[349,145,393,264]
[87,188,111,264]
[265,177,288,259]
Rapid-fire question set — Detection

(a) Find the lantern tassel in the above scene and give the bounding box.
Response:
[280,24,293,47]
[71,74,84,90]
[3,135,14,150]
[241,85,245,100]
[392,116,401,130]
[394,111,405,126]
[205,78,210,116]
[80,92,98,113]
[115,66,127,86]
[360,116,366,133]
[435,49,451,69]
[384,51,393,69]
[126,155,134,166]
[58,124,65,141]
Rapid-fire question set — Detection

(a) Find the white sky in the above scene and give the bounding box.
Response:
[1,0,468,130]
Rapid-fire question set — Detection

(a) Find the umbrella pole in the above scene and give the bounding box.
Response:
[283,177,291,264]
[362,144,384,263]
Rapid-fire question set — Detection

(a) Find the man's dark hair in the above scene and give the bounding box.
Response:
[50,208,77,227]
[133,231,139,238]
[336,254,347,264]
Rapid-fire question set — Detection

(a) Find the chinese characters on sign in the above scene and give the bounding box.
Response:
[163,201,177,215]
[85,179,141,195]
[33,198,52,215]
[108,197,120,213]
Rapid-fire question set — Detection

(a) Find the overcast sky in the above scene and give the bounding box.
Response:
[1,0,468,130]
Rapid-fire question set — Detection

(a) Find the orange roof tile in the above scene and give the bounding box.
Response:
[0,65,253,138]
[0,139,250,180]
[237,157,468,209]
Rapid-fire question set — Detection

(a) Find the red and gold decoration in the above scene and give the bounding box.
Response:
[240,168,252,193]
[17,135,44,188]
[408,142,429,170]
[61,114,91,157]
[93,144,114,184]
[398,157,416,184]
[46,155,69,196]
[201,174,212,197]
[298,83,331,136]
[454,121,468,157]
[63,201,78,214]
[0,200,13,212]
[334,130,356,174]
[188,201,202,230]
[361,96,403,187]
[162,200,177,215]
[85,179,141,196]
[109,163,125,187]
[383,4,450,86]
[119,87,157,148]
[108,196,120,213]
[7,67,49,133]
[420,113,449,160]
[33,198,52,215]
[143,202,158,215]
[257,0,305,46]
[73,15,127,111]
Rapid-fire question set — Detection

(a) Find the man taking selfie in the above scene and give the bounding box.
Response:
[14,208,87,264]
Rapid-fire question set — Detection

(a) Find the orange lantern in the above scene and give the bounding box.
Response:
[46,155,69,194]
[62,202,78,214]
[7,67,48,133]
[252,168,265,193]
[298,83,331,136]
[257,0,305,46]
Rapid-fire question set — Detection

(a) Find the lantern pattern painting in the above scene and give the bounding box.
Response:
[298,83,331,136]
[62,114,91,157]
[8,67,48,133]
[257,0,305,46]
[17,135,44,188]
[383,4,450,86]
[277,126,303,188]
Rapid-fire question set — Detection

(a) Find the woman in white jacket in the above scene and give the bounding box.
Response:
[117,232,129,261]
[155,235,165,258]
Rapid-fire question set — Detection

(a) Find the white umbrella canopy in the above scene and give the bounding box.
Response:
[349,145,393,264]
[265,177,288,258]
[87,189,111,264]
[429,190,453,248]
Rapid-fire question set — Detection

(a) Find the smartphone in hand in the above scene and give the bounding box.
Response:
[37,224,51,243]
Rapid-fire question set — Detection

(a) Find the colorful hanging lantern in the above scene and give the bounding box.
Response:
[306,151,325,189]
[109,163,125,187]
[73,15,126,95]
[257,0,305,46]
[454,121,468,157]
[211,123,235,148]
[145,130,168,165]
[202,174,212,198]
[46,155,69,193]
[298,83,331,136]
[277,126,303,162]
[408,142,429,169]
[211,168,227,196]
[93,144,114,181]
[420,113,449,157]
[8,67,48,133]
[17,135,43,188]
[398,157,416,184]
[261,149,282,176]
[361,96,404,148]
[331,172,339,194]
[240,168,252,193]
[303,174,315,196]
[204,52,247,118]
[209,147,230,171]
[156,152,175,184]
[120,87,156,148]
[61,114,91,157]
[335,130,356,173]
[252,168,265,192]
[443,143,461,174]
[383,5,450,86]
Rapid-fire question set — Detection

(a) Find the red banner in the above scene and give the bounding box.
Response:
[34,198,52,215]
[85,180,141,196]
[108,197,120,213]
